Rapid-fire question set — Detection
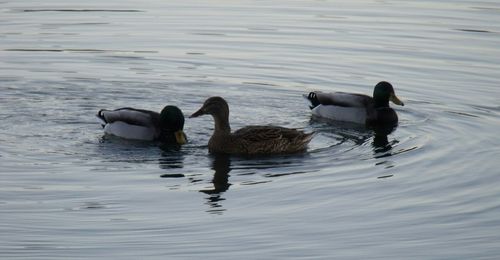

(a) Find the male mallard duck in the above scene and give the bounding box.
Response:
[190,96,313,155]
[305,81,404,126]
[96,105,187,144]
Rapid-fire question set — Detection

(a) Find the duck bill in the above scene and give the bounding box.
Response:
[390,94,404,106]
[174,130,187,145]
[189,108,204,118]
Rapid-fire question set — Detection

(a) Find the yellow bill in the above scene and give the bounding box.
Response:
[390,94,404,106]
[175,130,187,145]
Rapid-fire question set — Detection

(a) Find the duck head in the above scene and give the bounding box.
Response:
[160,105,187,145]
[373,81,404,108]
[190,96,231,133]
[190,96,229,120]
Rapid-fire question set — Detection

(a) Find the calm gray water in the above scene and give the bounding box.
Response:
[1,0,500,259]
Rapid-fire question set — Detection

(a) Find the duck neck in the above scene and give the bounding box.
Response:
[374,98,389,109]
[212,112,231,136]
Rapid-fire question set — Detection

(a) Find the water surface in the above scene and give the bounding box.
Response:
[1,0,500,259]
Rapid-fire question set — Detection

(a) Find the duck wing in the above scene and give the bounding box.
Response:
[232,126,313,154]
[97,107,159,127]
[305,91,372,108]
[232,126,285,142]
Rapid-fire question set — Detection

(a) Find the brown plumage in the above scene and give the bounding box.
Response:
[190,96,314,155]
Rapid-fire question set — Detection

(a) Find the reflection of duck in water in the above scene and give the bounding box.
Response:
[305,81,404,127]
[190,96,314,155]
[200,154,231,195]
[200,154,232,214]
[372,125,397,154]
[309,117,398,156]
[158,146,185,170]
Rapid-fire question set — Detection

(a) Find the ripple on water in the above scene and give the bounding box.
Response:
[1,0,500,258]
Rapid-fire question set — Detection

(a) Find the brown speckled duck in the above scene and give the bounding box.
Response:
[190,96,314,155]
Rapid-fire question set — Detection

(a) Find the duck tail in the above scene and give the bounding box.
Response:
[302,132,315,145]
[96,109,108,128]
[303,92,321,110]
[294,132,315,151]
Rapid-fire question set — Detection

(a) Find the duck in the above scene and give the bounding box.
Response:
[96,105,187,145]
[305,81,404,126]
[190,96,314,155]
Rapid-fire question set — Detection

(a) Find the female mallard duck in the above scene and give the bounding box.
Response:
[190,96,313,155]
[305,81,404,126]
[96,105,187,145]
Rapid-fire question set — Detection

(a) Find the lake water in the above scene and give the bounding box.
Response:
[1,0,500,259]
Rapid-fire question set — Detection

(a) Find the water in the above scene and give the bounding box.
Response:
[1,0,500,259]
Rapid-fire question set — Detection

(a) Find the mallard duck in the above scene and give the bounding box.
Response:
[190,96,313,155]
[96,105,187,144]
[305,81,404,126]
